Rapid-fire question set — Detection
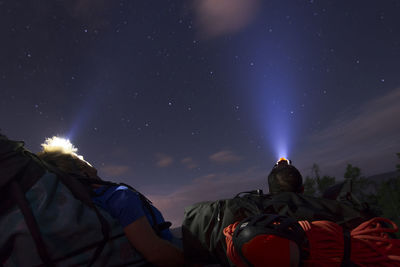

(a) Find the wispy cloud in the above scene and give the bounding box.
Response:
[147,166,267,226]
[155,153,174,168]
[295,87,400,177]
[191,0,261,39]
[99,164,130,177]
[209,150,242,164]
[181,157,198,169]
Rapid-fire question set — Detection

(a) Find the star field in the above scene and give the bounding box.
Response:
[1,0,399,225]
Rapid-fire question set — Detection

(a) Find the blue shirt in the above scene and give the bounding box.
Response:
[92,185,172,241]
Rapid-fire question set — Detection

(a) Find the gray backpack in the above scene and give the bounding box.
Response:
[0,133,150,266]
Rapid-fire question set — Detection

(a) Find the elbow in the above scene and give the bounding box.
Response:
[144,243,163,263]
[144,246,168,266]
[143,239,184,267]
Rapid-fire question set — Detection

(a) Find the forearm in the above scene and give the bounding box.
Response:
[146,238,184,267]
[123,217,184,266]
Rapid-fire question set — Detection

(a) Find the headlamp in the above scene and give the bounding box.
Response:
[275,157,291,166]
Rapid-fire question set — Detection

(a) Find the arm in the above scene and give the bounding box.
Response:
[123,216,184,267]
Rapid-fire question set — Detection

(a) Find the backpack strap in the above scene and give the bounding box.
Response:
[119,183,172,236]
[234,189,263,198]
[1,148,55,266]
[341,227,354,267]
[10,179,55,266]
[234,190,266,213]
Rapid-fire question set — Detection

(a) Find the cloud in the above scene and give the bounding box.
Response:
[295,88,400,177]
[147,166,267,226]
[191,0,261,39]
[155,153,174,168]
[209,150,242,164]
[99,164,130,177]
[181,157,198,169]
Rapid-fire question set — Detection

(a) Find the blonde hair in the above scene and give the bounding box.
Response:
[37,136,93,174]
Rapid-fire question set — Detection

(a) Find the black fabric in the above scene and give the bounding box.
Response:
[158,221,172,231]
[182,225,218,265]
[0,234,16,264]
[341,228,352,267]
[183,192,268,266]
[323,181,346,200]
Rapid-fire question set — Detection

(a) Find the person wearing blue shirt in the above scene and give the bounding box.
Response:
[37,137,184,267]
[92,185,173,241]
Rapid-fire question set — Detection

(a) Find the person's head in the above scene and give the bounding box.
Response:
[226,214,306,267]
[37,136,99,179]
[268,158,303,195]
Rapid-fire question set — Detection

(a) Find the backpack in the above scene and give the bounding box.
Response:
[0,134,152,266]
[323,178,376,218]
[182,190,370,266]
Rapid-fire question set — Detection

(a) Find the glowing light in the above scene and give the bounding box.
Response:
[41,136,92,166]
[276,157,290,165]
[239,36,300,163]
[274,135,289,160]
[41,136,77,154]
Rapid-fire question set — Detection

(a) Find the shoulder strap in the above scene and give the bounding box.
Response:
[234,189,263,198]
[38,161,111,267]
[119,183,172,236]
[10,179,55,266]
[340,227,358,267]
[0,149,55,266]
[234,190,267,213]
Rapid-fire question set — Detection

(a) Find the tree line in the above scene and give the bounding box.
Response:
[303,153,400,237]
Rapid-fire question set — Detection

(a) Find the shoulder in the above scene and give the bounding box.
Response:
[92,185,146,226]
[94,185,140,202]
[92,185,143,211]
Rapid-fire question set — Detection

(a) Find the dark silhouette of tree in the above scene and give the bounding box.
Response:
[344,164,371,201]
[303,158,400,237]
[375,153,400,237]
[317,175,336,195]
[303,176,316,196]
[342,156,400,237]
[303,163,335,197]
[397,153,400,171]
[344,164,361,180]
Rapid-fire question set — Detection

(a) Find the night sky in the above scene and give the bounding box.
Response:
[1,0,400,226]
